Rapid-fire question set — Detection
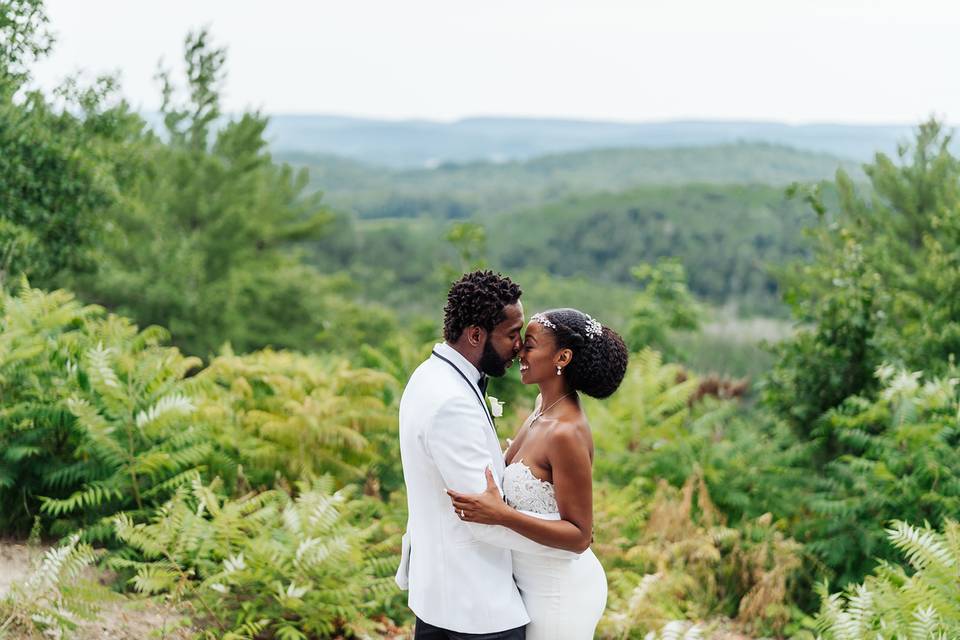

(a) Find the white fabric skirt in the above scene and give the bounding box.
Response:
[511,512,607,639]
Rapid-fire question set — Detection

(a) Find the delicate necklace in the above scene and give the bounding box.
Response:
[530,392,572,426]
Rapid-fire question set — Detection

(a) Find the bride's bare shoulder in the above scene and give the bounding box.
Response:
[547,415,593,451]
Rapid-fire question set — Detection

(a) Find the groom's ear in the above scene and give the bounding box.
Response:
[466,326,485,347]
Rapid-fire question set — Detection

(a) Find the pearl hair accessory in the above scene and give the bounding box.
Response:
[583,316,602,340]
[531,312,603,340]
[530,312,556,331]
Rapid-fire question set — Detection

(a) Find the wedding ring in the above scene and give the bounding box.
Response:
[460,509,465,519]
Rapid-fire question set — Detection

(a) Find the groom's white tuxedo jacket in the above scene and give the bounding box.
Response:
[396,342,576,633]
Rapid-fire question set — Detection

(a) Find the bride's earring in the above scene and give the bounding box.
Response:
[556,366,562,376]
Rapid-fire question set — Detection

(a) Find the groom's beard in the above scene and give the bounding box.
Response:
[479,336,512,378]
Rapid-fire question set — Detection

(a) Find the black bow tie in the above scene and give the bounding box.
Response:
[478,374,489,396]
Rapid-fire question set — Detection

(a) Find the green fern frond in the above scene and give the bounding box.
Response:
[816,519,960,638]
[131,562,182,594]
[39,482,124,516]
[886,520,955,572]
[135,393,195,430]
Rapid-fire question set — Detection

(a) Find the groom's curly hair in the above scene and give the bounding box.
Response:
[444,271,522,342]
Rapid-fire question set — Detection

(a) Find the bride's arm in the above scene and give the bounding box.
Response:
[449,423,593,553]
[429,396,579,558]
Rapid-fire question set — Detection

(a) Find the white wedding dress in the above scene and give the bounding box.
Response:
[502,459,607,639]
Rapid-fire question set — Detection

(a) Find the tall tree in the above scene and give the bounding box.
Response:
[766,120,960,444]
[74,29,384,356]
[0,0,137,288]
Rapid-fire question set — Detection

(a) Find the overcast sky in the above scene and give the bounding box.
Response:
[28,0,960,124]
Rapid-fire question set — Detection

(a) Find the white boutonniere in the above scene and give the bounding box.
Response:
[488,396,504,418]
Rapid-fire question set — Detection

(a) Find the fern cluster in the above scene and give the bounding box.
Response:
[0,283,413,636]
[594,472,805,638]
[112,476,401,639]
[596,350,813,525]
[0,282,218,538]
[44,330,217,540]
[198,347,401,494]
[588,348,701,485]
[803,362,960,587]
[587,349,812,637]
[816,520,960,639]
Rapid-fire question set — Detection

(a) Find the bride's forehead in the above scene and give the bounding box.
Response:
[524,321,544,336]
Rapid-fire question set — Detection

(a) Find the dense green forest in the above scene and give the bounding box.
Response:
[5,2,960,638]
[306,183,820,319]
[289,142,848,318]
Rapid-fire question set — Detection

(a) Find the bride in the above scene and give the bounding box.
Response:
[447,308,628,640]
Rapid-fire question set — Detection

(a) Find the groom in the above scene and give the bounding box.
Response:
[396,271,575,639]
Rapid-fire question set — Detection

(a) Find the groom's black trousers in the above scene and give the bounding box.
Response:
[414,617,525,639]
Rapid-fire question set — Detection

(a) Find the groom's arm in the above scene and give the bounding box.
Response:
[425,396,579,559]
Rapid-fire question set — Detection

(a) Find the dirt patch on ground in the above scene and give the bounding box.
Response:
[71,597,193,640]
[0,540,192,639]
[0,542,34,600]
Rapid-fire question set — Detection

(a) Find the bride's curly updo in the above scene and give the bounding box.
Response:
[533,308,628,399]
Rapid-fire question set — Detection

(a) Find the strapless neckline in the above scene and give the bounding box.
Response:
[510,458,551,485]
[503,458,559,514]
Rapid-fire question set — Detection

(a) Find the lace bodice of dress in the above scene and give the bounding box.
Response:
[503,459,559,514]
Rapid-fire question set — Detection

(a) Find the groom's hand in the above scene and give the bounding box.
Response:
[447,467,509,525]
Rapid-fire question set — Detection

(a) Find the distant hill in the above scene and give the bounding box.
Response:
[279,143,855,219]
[309,182,819,318]
[484,183,819,316]
[266,115,920,167]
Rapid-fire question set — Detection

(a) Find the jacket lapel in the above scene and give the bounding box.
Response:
[431,349,496,432]
[430,348,505,480]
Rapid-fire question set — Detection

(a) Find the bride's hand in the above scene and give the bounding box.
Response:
[446,467,510,525]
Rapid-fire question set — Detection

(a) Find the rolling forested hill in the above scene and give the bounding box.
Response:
[281,142,853,219]
[487,184,818,314]
[307,183,822,318]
